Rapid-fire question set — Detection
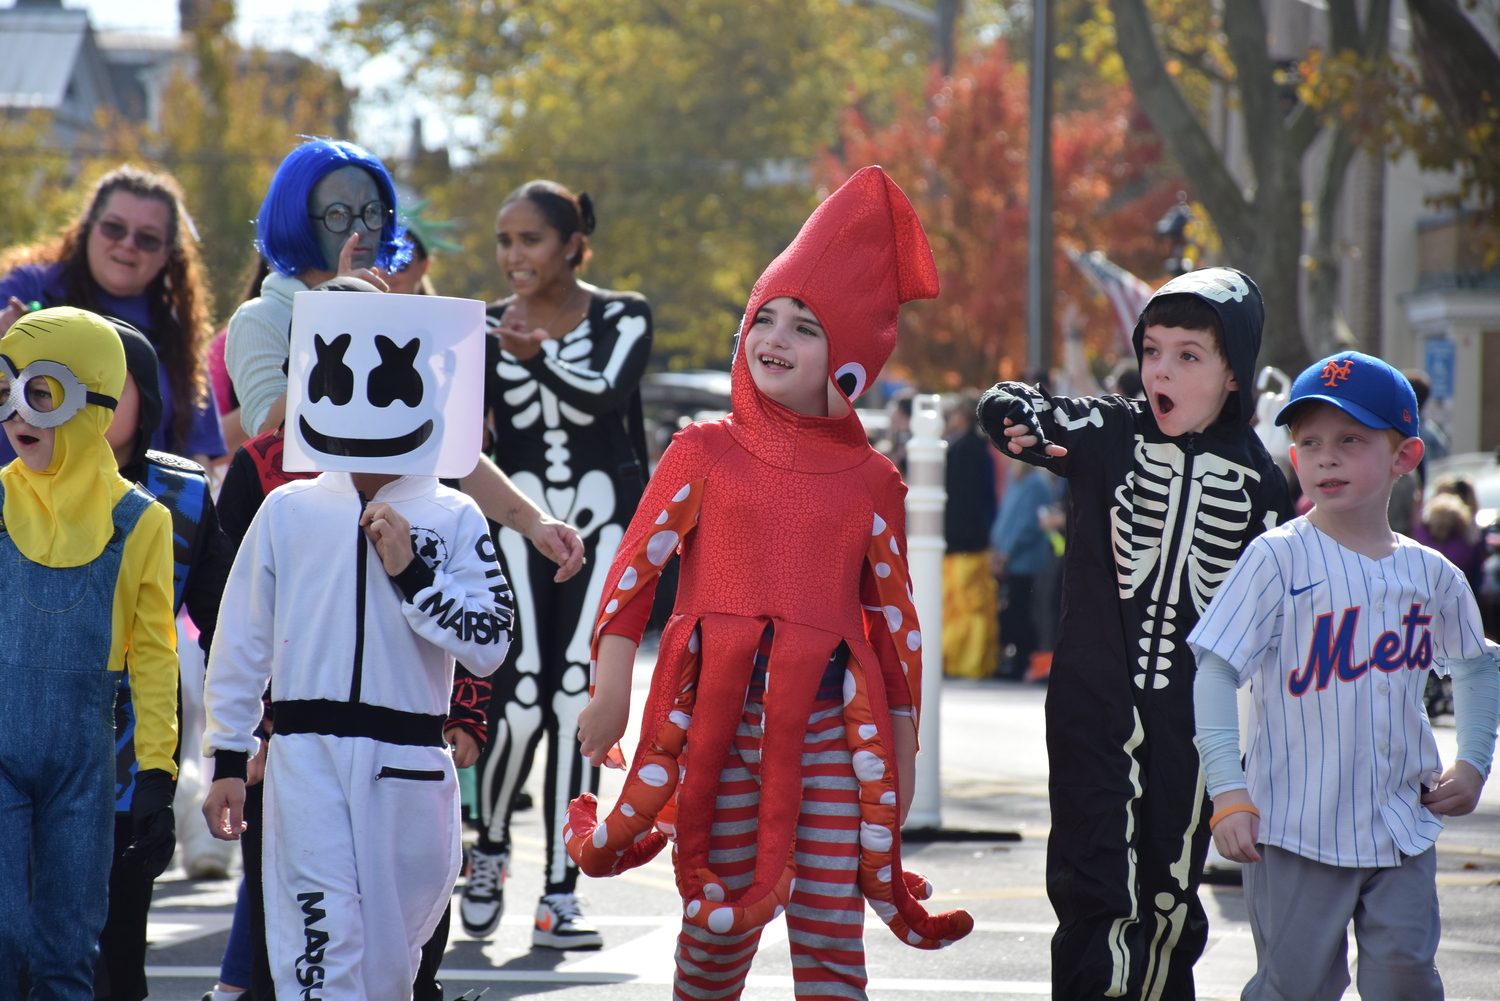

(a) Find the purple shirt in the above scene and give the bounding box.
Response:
[0,263,225,461]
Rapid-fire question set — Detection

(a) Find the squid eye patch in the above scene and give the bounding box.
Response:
[368,336,423,408]
[309,334,354,406]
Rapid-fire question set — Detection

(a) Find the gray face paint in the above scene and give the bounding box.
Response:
[307,165,383,272]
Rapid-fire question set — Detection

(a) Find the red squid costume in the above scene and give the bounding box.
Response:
[566,167,974,998]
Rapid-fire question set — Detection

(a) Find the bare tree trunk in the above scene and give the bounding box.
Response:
[1304,124,1359,360]
[934,0,961,76]
[1360,154,1385,354]
[1253,151,1315,375]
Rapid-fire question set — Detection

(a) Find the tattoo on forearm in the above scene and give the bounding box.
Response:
[504,506,523,529]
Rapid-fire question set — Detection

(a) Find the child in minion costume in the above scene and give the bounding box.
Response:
[0,308,178,999]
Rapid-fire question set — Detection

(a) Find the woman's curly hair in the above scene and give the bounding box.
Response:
[0,165,213,452]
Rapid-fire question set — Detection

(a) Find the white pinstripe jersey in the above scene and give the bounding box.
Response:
[1188,516,1498,867]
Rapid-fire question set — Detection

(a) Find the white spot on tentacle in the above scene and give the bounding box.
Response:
[646,531,679,565]
[638,763,670,787]
[860,822,893,852]
[852,750,885,782]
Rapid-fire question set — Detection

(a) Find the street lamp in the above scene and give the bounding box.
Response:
[1026,0,1054,375]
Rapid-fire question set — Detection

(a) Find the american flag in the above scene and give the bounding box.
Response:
[1065,247,1155,353]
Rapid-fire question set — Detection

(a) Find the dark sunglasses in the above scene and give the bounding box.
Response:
[310,201,392,235]
[96,219,166,254]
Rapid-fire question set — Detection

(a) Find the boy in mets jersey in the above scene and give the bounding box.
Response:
[1189,351,1500,1001]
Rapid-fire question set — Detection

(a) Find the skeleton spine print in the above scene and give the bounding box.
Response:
[476,289,652,893]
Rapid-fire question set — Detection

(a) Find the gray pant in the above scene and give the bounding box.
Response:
[1242,844,1443,1001]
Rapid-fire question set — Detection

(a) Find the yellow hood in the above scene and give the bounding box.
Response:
[0,307,131,567]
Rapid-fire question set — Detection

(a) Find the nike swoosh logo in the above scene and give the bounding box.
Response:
[1290,582,1322,596]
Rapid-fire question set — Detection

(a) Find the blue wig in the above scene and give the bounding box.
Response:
[255,139,413,276]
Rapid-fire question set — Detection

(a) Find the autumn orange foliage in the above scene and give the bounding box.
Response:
[821,43,1184,390]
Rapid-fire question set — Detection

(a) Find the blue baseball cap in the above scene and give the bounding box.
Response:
[1275,350,1419,437]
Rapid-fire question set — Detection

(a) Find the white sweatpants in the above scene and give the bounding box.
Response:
[263,732,460,1001]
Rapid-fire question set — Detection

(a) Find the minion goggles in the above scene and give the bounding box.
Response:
[0,355,118,428]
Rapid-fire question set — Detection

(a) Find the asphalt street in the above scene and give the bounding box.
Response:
[142,659,1500,1000]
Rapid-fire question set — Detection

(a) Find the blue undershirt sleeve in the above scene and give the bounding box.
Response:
[1193,649,1247,797]
[1449,655,1500,779]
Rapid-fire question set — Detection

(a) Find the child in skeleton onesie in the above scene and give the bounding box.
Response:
[976,269,1291,1001]
[568,167,974,1001]
[202,290,512,1001]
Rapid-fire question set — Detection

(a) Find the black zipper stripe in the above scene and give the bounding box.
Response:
[375,766,444,781]
[350,492,369,703]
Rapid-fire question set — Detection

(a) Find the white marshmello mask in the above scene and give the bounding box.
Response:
[285,290,486,476]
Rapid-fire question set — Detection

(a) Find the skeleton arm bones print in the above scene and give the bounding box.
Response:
[495,296,652,418]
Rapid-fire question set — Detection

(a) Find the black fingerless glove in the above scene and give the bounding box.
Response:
[119,767,176,879]
[977,386,1056,460]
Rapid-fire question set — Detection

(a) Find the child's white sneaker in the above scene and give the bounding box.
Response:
[459,846,508,937]
[532,892,603,950]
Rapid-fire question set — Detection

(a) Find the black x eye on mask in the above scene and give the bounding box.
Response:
[368,336,423,408]
[308,333,355,406]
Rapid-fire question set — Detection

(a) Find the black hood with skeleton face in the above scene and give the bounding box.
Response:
[1131,267,1264,431]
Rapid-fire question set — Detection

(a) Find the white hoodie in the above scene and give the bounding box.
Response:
[204,472,512,758]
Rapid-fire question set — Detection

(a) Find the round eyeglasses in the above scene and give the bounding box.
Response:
[310,201,392,235]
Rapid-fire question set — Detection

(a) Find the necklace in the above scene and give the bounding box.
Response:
[515,284,586,336]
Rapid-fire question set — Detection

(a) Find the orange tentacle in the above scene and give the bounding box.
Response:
[843,657,973,948]
[567,625,701,877]
[567,478,706,878]
[841,512,973,949]
[865,510,924,721]
[680,854,796,937]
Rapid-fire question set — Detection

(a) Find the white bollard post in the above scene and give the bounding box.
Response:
[904,393,947,830]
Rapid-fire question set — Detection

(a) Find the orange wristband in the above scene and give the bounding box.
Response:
[1209,803,1260,830]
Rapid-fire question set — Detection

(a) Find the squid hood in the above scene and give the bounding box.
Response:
[731,165,939,464]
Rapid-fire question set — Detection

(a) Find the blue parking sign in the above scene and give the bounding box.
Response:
[1424,337,1455,400]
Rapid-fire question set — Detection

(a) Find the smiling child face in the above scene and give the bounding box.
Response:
[744,296,841,417]
[2,375,59,472]
[1139,324,1237,436]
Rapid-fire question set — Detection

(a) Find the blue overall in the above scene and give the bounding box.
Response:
[0,484,154,999]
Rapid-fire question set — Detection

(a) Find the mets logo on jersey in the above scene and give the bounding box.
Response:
[1321,359,1354,387]
[1289,603,1432,695]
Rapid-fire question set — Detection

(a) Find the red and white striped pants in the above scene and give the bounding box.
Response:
[672,682,867,1001]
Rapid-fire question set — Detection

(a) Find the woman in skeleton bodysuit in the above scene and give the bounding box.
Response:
[462,181,651,946]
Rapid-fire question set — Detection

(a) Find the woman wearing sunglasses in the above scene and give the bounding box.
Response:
[0,166,224,466]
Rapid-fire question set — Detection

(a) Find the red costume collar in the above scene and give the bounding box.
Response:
[726,166,939,473]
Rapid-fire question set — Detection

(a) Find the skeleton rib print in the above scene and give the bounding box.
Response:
[1110,436,1264,690]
